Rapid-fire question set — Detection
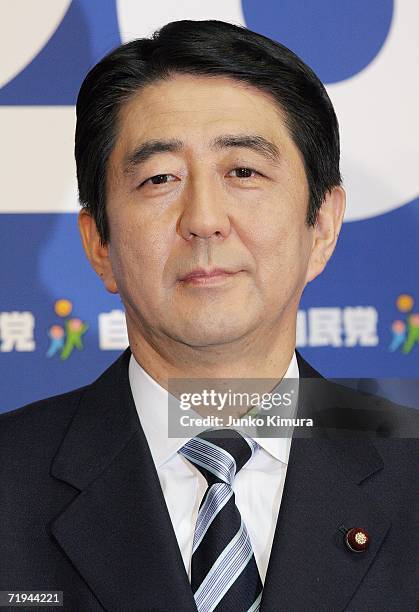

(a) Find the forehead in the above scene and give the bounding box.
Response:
[111,74,295,159]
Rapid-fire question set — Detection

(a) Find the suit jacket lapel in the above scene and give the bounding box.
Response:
[260,352,391,610]
[49,348,197,612]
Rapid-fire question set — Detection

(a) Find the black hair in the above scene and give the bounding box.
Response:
[75,19,341,244]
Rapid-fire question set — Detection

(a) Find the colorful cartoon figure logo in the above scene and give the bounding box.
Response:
[47,299,88,360]
[389,294,418,354]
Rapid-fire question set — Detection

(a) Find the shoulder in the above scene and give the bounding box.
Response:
[0,348,131,425]
[0,386,88,453]
[324,378,419,437]
[0,348,131,455]
[295,352,419,441]
[0,385,86,420]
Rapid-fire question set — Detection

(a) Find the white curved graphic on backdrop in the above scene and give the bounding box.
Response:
[0,107,78,213]
[116,0,246,40]
[0,0,71,89]
[327,0,419,220]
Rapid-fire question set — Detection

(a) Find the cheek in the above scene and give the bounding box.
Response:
[240,197,311,295]
[107,208,173,296]
[246,206,306,265]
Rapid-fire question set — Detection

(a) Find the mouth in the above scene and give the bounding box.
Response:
[178,268,242,286]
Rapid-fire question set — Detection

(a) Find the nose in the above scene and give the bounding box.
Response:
[177,172,232,241]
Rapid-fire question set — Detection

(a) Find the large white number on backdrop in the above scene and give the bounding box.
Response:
[0,0,71,88]
[117,0,419,222]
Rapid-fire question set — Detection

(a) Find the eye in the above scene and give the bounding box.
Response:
[138,167,262,188]
[228,167,261,179]
[139,173,177,187]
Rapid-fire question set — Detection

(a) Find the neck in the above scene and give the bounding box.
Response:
[127,317,296,392]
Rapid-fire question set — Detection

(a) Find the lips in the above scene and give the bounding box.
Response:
[179,268,238,282]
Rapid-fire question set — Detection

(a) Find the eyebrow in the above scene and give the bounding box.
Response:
[123,134,281,174]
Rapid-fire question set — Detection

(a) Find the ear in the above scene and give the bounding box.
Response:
[305,185,346,285]
[78,210,118,294]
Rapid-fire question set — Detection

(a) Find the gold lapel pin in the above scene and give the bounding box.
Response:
[345,527,370,553]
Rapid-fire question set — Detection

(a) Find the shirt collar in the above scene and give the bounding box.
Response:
[128,351,299,468]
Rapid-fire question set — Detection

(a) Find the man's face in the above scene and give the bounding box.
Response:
[101,75,318,347]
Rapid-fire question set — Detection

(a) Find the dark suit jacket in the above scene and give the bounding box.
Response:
[1,348,418,611]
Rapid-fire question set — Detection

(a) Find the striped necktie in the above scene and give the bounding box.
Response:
[178,428,263,612]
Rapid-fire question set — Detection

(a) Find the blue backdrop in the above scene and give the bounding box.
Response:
[1,0,417,412]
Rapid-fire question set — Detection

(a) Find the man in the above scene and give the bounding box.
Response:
[1,19,418,612]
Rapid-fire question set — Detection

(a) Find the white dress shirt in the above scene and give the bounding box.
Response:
[128,352,299,584]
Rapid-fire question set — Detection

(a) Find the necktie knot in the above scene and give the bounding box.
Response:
[179,428,258,486]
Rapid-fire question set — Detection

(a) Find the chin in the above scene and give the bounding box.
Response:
[183,332,240,347]
[172,317,258,347]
